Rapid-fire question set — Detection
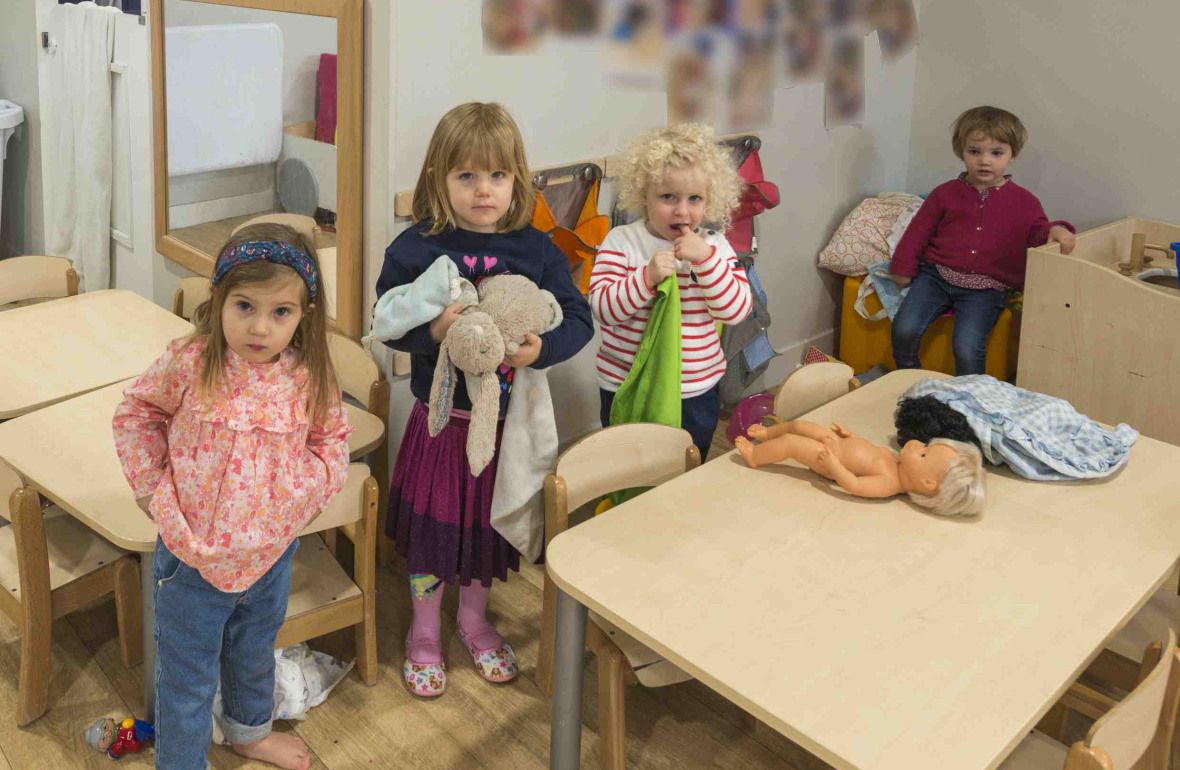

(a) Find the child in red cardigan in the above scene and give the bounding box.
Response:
[889,105,1075,375]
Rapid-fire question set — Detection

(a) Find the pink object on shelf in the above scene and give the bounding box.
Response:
[315,54,337,144]
[726,391,776,445]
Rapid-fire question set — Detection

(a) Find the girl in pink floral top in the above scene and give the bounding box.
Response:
[113,223,350,770]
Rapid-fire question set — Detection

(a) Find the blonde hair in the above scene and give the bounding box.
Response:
[907,438,986,516]
[411,102,535,235]
[952,106,1028,158]
[614,123,742,231]
[187,223,339,424]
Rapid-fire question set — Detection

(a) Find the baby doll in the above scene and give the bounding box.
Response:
[734,420,985,516]
[84,716,155,759]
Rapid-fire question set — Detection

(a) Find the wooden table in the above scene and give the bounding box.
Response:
[0,290,194,419]
[546,370,1180,770]
[0,380,385,717]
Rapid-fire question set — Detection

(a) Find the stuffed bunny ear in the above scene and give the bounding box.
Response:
[427,338,456,437]
[466,370,501,476]
[539,289,563,333]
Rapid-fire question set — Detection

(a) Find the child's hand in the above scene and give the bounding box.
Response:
[672,225,711,263]
[1049,225,1076,255]
[429,302,466,342]
[135,496,153,519]
[890,273,913,288]
[647,250,678,288]
[504,333,543,368]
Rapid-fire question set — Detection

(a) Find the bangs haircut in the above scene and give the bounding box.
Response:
[952,106,1028,158]
[411,102,535,235]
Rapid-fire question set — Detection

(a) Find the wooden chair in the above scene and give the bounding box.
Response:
[0,460,141,726]
[772,360,860,420]
[537,423,701,769]
[328,332,391,565]
[171,276,211,320]
[0,256,78,309]
[278,463,380,686]
[999,630,1180,770]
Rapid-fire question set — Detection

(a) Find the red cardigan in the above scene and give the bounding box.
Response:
[889,176,1073,289]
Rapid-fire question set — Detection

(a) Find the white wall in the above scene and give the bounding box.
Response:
[383,1,917,442]
[164,0,337,126]
[0,0,45,258]
[907,0,1180,231]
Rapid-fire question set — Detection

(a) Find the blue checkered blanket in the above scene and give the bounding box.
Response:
[902,375,1139,480]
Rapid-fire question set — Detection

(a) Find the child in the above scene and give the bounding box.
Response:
[889,105,1076,376]
[735,420,985,516]
[589,123,751,460]
[112,223,350,770]
[375,102,592,698]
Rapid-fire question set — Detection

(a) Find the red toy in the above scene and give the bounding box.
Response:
[84,716,155,759]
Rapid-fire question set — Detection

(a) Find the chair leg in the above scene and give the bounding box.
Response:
[537,574,558,697]
[11,486,52,727]
[112,558,143,667]
[354,478,379,686]
[596,643,628,770]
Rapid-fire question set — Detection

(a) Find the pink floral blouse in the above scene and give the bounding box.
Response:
[112,337,352,592]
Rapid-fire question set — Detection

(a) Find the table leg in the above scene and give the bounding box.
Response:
[141,550,156,721]
[550,587,587,770]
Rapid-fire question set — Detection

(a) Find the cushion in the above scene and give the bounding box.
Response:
[817,193,923,276]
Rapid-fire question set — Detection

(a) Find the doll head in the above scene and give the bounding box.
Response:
[614,122,741,235]
[894,395,981,449]
[84,717,116,751]
[898,438,985,516]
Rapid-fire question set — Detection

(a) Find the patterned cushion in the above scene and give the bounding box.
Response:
[817,193,924,276]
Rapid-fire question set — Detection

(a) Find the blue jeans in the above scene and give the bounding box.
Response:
[599,384,721,461]
[890,264,1008,376]
[153,537,297,770]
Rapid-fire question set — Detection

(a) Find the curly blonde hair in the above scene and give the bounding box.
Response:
[614,123,742,231]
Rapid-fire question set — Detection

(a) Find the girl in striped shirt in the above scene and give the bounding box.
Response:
[590,123,752,459]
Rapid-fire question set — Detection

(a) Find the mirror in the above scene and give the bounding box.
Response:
[150,0,362,338]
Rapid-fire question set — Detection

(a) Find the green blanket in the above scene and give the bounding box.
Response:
[608,275,681,506]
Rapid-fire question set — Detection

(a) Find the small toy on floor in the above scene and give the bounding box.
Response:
[735,419,985,516]
[84,716,154,759]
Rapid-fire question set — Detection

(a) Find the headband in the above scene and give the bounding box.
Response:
[213,240,319,303]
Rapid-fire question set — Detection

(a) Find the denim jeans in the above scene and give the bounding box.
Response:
[890,264,1008,376]
[600,384,721,461]
[153,537,297,770]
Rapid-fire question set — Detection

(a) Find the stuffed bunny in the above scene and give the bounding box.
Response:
[428,274,563,475]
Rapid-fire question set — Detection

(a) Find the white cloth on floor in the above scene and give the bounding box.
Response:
[210,643,353,745]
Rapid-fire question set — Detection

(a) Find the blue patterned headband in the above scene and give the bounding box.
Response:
[213,240,319,303]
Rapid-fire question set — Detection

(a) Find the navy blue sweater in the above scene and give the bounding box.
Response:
[376,222,594,411]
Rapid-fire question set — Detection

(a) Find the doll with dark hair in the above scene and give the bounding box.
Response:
[894,395,981,450]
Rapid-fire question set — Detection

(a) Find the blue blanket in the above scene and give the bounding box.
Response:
[902,376,1139,481]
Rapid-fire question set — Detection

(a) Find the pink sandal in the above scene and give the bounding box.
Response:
[458,626,518,684]
[403,632,446,697]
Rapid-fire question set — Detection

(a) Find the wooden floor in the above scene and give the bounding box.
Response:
[170,213,337,257]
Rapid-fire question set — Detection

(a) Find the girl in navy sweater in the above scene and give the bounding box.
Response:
[889,105,1075,375]
[376,102,592,697]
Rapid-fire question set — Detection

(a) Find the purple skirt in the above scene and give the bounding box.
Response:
[387,400,519,585]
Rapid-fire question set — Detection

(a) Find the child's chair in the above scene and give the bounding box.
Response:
[327,332,391,565]
[0,459,142,726]
[536,423,701,770]
[838,274,1018,379]
[998,630,1180,770]
[171,276,211,320]
[773,360,860,420]
[279,463,379,686]
[0,256,78,310]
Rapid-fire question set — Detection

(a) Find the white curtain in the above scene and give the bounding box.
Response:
[43,1,119,292]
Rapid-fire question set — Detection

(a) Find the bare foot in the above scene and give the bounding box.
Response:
[233,732,311,770]
[746,424,768,441]
[734,436,760,468]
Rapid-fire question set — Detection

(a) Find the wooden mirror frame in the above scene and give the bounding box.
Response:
[150,0,363,338]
